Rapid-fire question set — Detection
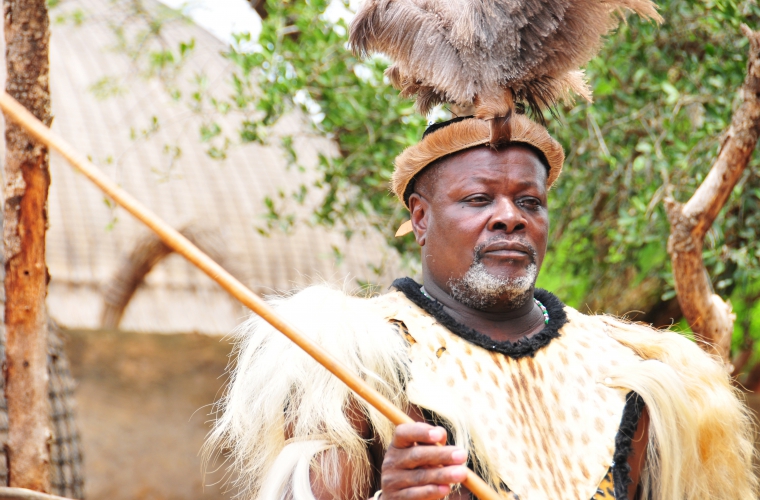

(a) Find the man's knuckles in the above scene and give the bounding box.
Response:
[401,446,460,469]
[382,465,467,491]
[392,424,446,446]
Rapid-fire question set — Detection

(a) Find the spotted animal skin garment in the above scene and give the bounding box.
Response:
[372,291,642,500]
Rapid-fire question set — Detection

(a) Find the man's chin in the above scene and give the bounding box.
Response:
[480,263,535,282]
[448,261,538,310]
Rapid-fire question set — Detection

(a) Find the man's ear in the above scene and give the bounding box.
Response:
[408,193,429,247]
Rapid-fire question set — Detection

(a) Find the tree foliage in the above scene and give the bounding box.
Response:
[223,0,430,253]
[545,0,760,321]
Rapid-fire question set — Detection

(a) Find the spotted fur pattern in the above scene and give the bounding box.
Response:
[508,469,618,499]
[372,291,642,500]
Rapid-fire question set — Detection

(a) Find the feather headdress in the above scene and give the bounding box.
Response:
[349,0,661,143]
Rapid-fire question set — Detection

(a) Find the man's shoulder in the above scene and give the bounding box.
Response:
[240,283,399,343]
[566,307,721,373]
[569,307,692,344]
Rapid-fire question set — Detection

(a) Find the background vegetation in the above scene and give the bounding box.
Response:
[58,0,760,379]
[226,0,760,367]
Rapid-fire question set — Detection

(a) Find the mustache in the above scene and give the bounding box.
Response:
[473,236,537,263]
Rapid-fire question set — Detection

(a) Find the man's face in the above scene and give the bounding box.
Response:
[408,145,549,310]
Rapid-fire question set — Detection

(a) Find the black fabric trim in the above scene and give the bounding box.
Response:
[391,277,568,359]
[612,392,646,500]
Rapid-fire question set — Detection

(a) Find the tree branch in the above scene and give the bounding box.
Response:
[3,0,53,491]
[664,24,760,364]
[100,224,238,329]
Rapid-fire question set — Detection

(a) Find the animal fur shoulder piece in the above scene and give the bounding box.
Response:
[373,290,638,500]
[597,316,758,500]
[205,284,757,500]
[350,0,661,140]
[203,285,411,500]
[372,290,758,500]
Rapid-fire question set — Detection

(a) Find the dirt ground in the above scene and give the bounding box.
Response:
[63,329,234,500]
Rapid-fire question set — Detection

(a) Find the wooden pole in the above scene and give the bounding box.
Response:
[0,91,503,500]
[2,0,52,492]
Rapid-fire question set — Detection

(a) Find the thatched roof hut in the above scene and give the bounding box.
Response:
[31,0,402,335]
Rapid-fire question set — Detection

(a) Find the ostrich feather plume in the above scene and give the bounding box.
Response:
[349,0,661,126]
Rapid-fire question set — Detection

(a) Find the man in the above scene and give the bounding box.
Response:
[206,115,756,500]
[205,1,757,499]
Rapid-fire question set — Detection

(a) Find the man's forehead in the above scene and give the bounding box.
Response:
[411,143,549,204]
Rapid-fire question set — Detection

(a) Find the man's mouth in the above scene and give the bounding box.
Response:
[478,240,534,261]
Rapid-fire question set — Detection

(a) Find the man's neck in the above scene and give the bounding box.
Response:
[421,276,546,344]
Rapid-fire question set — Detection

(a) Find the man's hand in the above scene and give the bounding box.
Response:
[380,423,469,499]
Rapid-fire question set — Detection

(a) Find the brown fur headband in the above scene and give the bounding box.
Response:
[394,114,564,200]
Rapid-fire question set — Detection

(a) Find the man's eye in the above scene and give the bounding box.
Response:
[519,198,542,209]
[464,195,490,203]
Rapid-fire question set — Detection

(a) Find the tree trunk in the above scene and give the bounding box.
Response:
[2,0,52,492]
[665,25,760,366]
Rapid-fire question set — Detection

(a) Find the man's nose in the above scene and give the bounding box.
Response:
[487,197,526,233]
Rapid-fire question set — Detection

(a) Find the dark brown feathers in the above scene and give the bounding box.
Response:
[350,0,661,130]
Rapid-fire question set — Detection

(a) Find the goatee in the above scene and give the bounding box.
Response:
[448,238,538,310]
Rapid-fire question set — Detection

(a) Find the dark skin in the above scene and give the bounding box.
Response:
[411,146,549,342]
[310,145,648,500]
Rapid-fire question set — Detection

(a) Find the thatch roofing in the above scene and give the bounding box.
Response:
[5,0,403,334]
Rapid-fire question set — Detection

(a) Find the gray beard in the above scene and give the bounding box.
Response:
[448,260,538,311]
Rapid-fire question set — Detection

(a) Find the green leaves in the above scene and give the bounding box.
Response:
[221,0,426,251]
[539,0,760,351]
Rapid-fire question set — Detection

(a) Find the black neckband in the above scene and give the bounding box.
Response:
[391,277,568,359]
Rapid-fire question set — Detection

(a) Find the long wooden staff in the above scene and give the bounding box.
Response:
[0,92,502,500]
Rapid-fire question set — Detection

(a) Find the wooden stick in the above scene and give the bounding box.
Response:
[0,487,73,500]
[0,91,502,500]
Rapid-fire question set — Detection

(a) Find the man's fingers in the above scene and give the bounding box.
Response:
[391,484,451,500]
[383,424,469,500]
[391,423,448,448]
[383,465,468,492]
[386,445,467,470]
